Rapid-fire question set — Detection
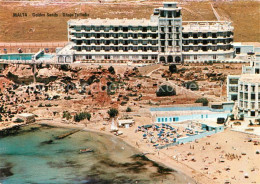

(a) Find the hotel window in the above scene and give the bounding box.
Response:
[158,118,160,122]
[252,86,255,92]
[86,55,92,60]
[142,55,148,60]
[123,27,128,32]
[161,27,165,32]
[251,94,255,100]
[152,27,157,32]
[184,55,190,60]
[152,47,157,52]
[252,102,255,109]
[152,34,157,39]
[194,55,198,60]
[152,55,157,60]
[104,55,110,60]
[165,118,167,122]
[245,93,248,100]
[213,55,217,59]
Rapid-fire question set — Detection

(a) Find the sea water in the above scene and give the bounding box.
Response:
[0,125,195,184]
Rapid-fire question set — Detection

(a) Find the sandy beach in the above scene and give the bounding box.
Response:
[36,119,260,184]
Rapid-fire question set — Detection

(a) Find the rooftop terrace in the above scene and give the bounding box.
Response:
[68,18,157,26]
[183,21,234,32]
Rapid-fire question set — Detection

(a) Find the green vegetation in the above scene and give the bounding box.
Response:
[108,66,115,74]
[183,81,199,91]
[126,107,132,112]
[156,85,176,97]
[14,118,24,123]
[107,108,118,118]
[74,112,91,122]
[195,98,208,106]
[169,64,177,73]
[60,65,70,71]
[63,111,72,120]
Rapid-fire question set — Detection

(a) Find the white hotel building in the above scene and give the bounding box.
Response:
[227,54,260,118]
[57,2,234,63]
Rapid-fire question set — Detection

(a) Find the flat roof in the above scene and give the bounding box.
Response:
[240,74,260,83]
[68,18,157,26]
[182,21,233,32]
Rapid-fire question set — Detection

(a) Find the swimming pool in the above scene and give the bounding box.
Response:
[37,54,54,61]
[0,54,33,60]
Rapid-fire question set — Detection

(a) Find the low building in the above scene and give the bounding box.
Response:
[150,105,232,123]
[16,113,35,124]
[118,119,135,128]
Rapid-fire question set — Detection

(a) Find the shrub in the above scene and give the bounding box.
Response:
[45,104,52,107]
[169,64,177,73]
[183,81,199,91]
[63,111,72,120]
[108,66,115,74]
[38,103,44,107]
[86,75,96,85]
[60,65,69,71]
[195,98,208,106]
[74,112,91,122]
[120,101,127,106]
[126,107,132,112]
[64,96,72,100]
[14,118,24,123]
[156,85,176,97]
[107,108,118,118]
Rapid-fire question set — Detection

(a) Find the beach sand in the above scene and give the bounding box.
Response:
[38,119,260,184]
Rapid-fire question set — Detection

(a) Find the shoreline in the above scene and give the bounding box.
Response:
[37,120,210,184]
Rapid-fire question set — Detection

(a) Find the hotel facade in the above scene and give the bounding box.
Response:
[227,54,260,118]
[57,2,235,63]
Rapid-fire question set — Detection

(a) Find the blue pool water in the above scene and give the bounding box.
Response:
[37,54,54,61]
[0,125,195,184]
[0,54,33,61]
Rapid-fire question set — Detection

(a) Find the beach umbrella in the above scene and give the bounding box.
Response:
[144,125,152,129]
